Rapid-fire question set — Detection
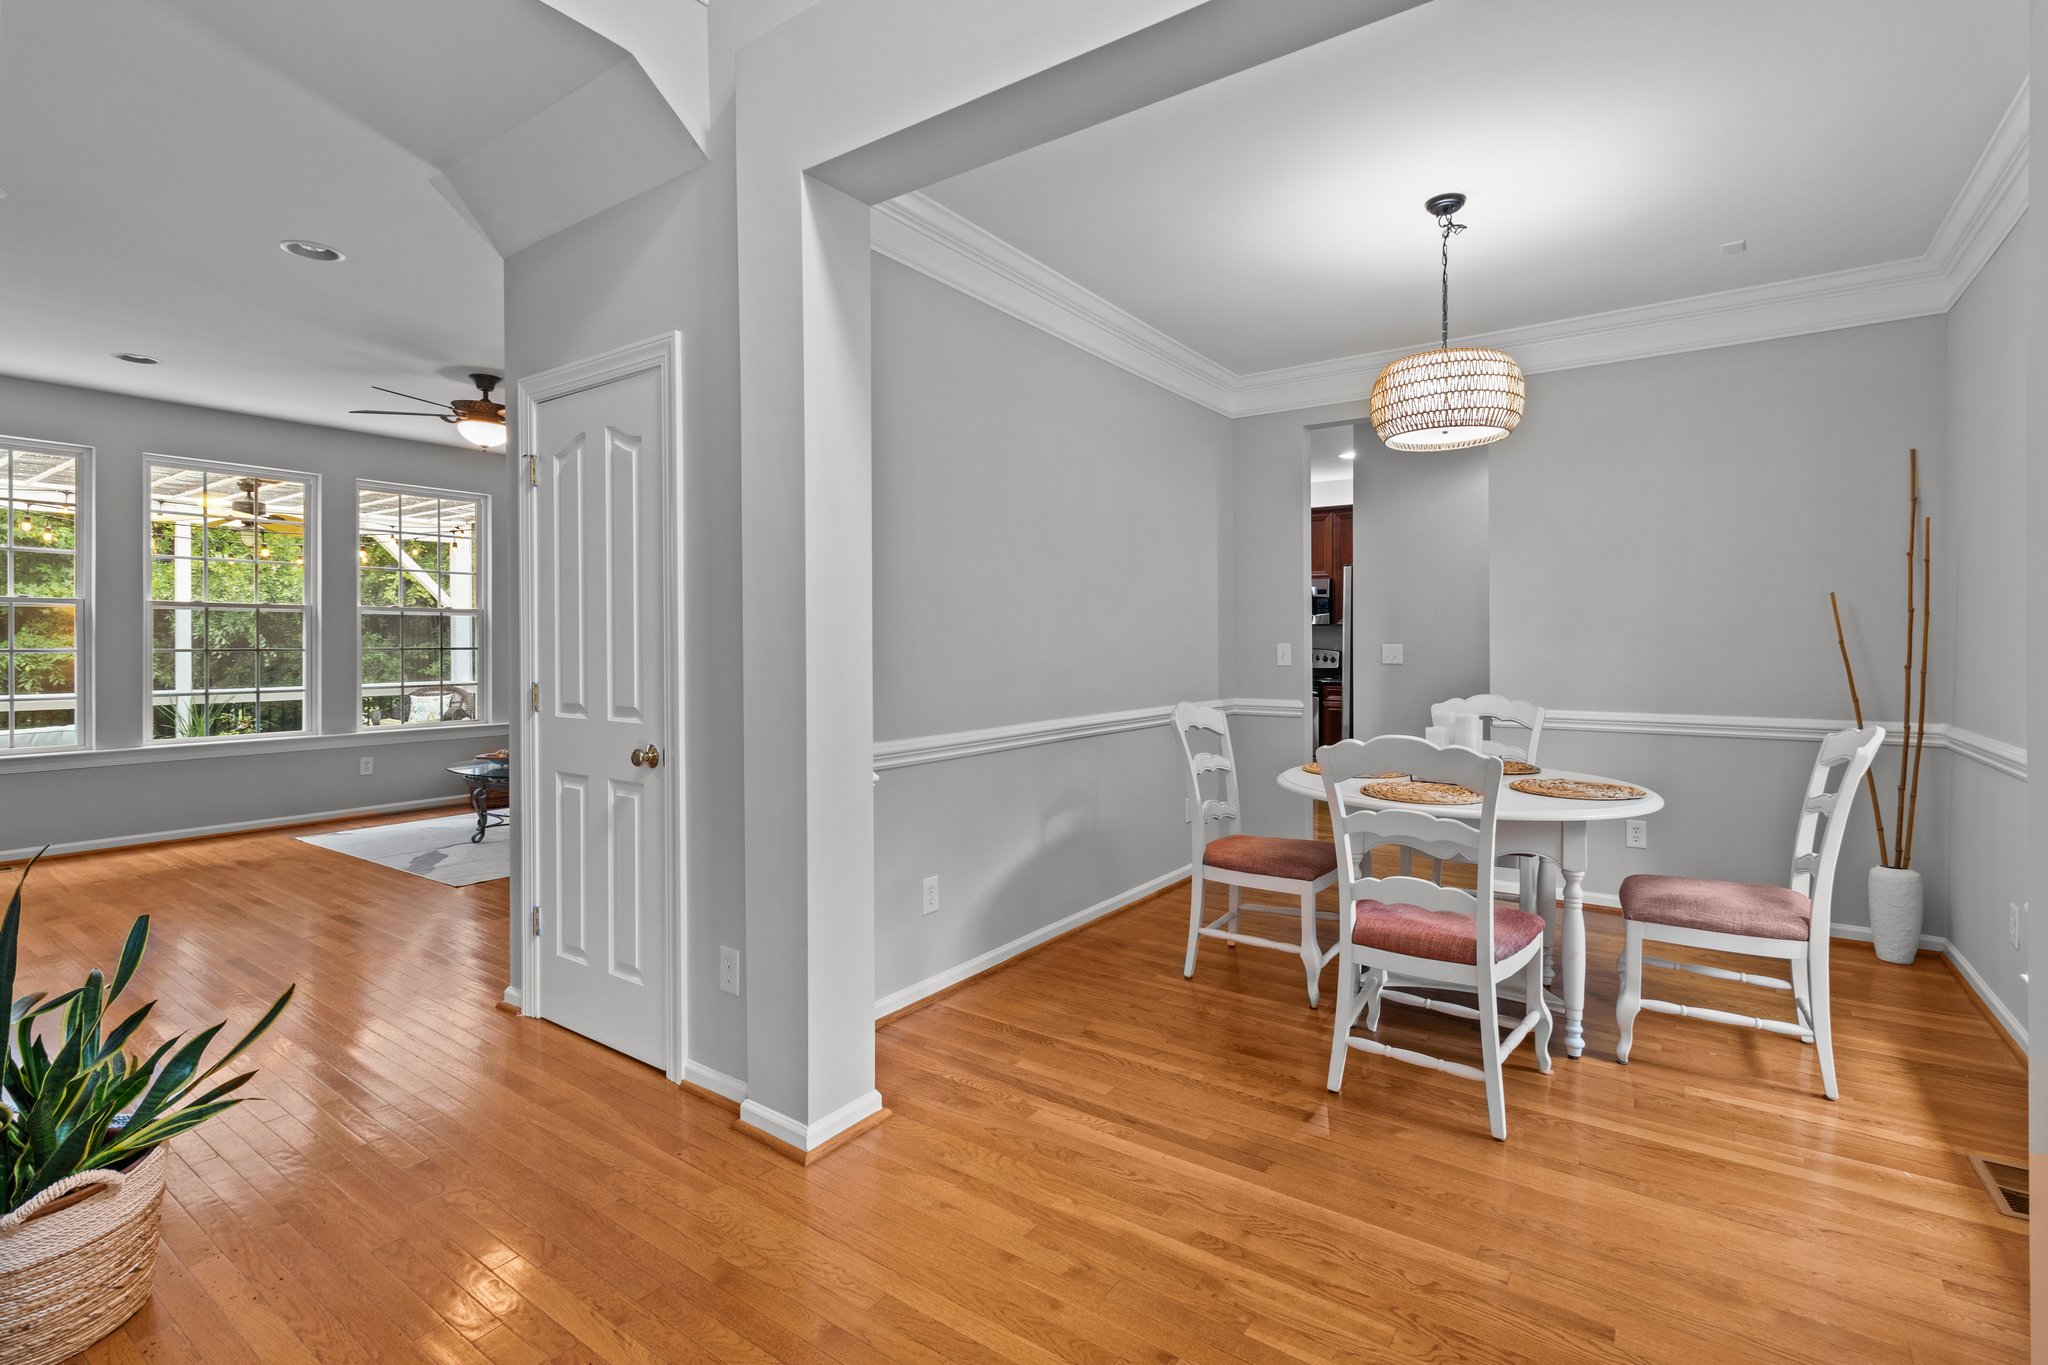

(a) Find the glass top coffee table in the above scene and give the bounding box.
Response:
[447,759,510,844]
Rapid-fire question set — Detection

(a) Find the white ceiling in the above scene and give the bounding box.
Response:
[0,0,623,445]
[924,0,2028,376]
[1308,424,1357,483]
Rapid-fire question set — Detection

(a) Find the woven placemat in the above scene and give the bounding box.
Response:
[1300,762,1319,775]
[1361,778,1480,806]
[1502,760,1539,776]
[1511,777,1645,801]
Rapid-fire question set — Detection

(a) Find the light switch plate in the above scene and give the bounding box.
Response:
[1277,642,1292,666]
[1380,644,1403,665]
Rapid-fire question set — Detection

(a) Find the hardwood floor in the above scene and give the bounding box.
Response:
[12,816,2028,1363]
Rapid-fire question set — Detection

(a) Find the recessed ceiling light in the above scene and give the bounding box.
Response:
[1338,448,1357,461]
[113,352,159,364]
[280,239,344,262]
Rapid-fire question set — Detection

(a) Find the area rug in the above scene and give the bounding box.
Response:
[299,812,511,886]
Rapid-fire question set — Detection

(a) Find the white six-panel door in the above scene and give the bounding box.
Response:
[521,341,680,1073]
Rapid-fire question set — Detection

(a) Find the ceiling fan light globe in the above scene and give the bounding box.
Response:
[456,417,507,449]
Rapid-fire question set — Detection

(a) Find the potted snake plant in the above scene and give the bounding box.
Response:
[0,853,293,1365]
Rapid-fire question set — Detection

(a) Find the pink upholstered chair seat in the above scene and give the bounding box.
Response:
[1351,898,1547,965]
[1202,834,1337,882]
[1619,874,1812,941]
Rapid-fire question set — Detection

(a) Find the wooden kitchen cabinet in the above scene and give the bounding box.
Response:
[1319,685,1345,748]
[1310,505,1353,621]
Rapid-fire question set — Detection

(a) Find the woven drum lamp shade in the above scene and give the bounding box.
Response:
[1369,345,1526,452]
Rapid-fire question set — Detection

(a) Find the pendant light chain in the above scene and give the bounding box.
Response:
[1436,209,1465,349]
[1368,193,1523,452]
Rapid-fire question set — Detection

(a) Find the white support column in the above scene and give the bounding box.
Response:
[728,0,1428,1157]
[736,158,882,1151]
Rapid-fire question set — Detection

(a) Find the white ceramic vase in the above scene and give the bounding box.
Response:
[1868,866,1924,964]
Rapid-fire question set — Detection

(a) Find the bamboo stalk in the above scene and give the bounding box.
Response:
[1830,591,1889,865]
[1903,516,1932,868]
[1894,450,1917,866]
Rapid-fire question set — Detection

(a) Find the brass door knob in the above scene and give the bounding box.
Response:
[630,744,662,769]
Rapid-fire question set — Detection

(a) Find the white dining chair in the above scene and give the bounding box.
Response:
[1615,724,1884,1100]
[1435,693,1545,763]
[1173,702,1340,1007]
[1434,693,1556,947]
[1320,734,1552,1141]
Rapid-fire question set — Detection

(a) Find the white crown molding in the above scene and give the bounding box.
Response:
[878,82,2027,419]
[870,193,1240,413]
[872,697,1303,771]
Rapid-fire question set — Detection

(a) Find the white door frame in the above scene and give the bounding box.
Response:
[514,331,688,1082]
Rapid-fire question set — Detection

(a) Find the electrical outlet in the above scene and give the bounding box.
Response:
[1276,642,1292,666]
[719,946,741,996]
[1184,798,1192,824]
[2011,903,2024,951]
[1626,820,1647,849]
[922,875,940,916]
[358,756,374,776]
[1380,644,1403,665]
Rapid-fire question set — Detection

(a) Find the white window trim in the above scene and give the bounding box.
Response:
[0,435,92,759]
[142,456,319,745]
[0,721,509,774]
[353,478,491,732]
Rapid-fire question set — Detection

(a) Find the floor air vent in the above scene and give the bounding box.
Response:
[1969,1155,2028,1220]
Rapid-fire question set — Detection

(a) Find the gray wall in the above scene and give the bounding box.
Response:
[870,257,1233,1002]
[0,374,508,854]
[502,121,749,1081]
[1489,318,1951,937]
[1348,431,1490,740]
[1492,318,1948,718]
[1941,219,2028,1029]
[2025,0,2047,1308]
[1229,402,1366,838]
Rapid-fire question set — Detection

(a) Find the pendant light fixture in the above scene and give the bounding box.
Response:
[1370,192,1525,452]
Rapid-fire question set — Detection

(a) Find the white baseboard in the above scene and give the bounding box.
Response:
[1825,923,1949,953]
[682,1060,748,1104]
[0,794,471,863]
[501,986,521,1010]
[739,1087,884,1152]
[874,862,1192,1018]
[1936,939,2029,1053]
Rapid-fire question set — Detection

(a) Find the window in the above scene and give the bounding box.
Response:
[1,442,85,752]
[148,464,310,740]
[357,486,483,727]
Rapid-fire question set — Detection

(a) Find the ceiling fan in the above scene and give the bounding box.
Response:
[205,476,302,552]
[352,373,507,449]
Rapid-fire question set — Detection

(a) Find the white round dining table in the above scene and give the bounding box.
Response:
[1275,763,1665,1058]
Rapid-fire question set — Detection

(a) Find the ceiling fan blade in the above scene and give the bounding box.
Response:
[351,409,447,417]
[370,385,456,409]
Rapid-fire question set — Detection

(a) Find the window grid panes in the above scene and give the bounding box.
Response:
[2,446,84,752]
[148,465,310,740]
[358,486,482,727]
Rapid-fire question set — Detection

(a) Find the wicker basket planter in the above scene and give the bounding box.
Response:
[0,1147,166,1365]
